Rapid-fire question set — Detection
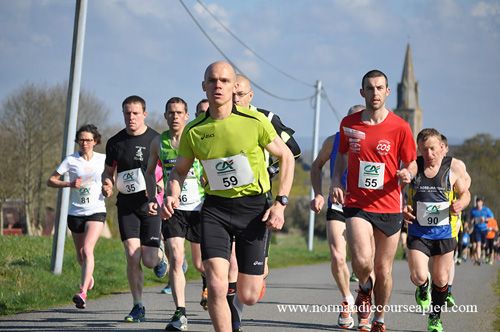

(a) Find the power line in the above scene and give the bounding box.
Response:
[178,0,315,102]
[196,0,315,88]
[321,88,342,122]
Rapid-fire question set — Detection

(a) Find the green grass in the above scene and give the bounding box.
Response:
[0,232,330,315]
[495,269,500,332]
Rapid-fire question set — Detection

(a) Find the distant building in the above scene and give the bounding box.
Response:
[393,44,423,140]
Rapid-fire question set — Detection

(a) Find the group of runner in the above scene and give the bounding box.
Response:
[48,61,476,332]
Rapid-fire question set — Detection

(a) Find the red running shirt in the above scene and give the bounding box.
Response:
[339,111,416,213]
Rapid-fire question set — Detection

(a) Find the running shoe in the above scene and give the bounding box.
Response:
[165,309,188,331]
[200,287,208,310]
[428,314,443,332]
[415,273,431,311]
[233,328,243,332]
[355,288,372,331]
[72,292,87,309]
[337,300,354,329]
[446,292,456,307]
[124,304,145,322]
[161,282,172,294]
[350,272,359,282]
[370,321,386,332]
[154,248,168,279]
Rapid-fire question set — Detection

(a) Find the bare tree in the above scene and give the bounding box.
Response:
[0,82,109,235]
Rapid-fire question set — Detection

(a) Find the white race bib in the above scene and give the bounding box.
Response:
[358,161,385,190]
[202,154,254,191]
[74,183,98,205]
[416,201,450,227]
[179,176,201,205]
[116,168,146,194]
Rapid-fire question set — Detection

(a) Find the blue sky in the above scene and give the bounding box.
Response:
[1,0,499,146]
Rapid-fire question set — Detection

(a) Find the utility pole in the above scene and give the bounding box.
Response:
[308,80,322,251]
[51,0,88,274]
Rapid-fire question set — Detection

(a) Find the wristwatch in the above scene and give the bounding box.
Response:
[275,195,289,206]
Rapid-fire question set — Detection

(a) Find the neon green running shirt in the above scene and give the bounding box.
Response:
[160,130,204,211]
[178,105,277,198]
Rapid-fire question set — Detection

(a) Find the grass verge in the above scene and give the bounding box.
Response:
[0,231,329,315]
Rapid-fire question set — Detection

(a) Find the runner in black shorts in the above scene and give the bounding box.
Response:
[310,105,364,329]
[102,95,166,323]
[161,61,295,332]
[145,97,206,331]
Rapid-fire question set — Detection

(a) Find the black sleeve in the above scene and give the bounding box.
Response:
[270,114,301,159]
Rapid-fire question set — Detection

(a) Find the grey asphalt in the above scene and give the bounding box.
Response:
[0,260,497,331]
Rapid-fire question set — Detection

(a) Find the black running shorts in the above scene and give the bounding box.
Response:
[343,207,403,236]
[67,213,106,234]
[162,210,201,243]
[201,194,269,275]
[117,202,162,247]
[407,236,457,257]
[326,208,346,222]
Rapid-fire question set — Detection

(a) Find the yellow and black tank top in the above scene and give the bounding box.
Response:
[408,156,459,239]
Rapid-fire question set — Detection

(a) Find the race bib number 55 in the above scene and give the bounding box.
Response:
[358,161,385,190]
[202,154,255,191]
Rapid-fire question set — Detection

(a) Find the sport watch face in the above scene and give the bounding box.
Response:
[276,195,289,206]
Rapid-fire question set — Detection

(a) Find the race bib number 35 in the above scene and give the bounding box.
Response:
[116,168,147,194]
[358,161,385,190]
[416,201,450,227]
[202,154,255,191]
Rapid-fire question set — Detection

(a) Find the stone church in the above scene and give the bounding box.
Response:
[393,44,423,140]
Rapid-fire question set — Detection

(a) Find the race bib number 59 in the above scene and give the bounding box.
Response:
[202,154,255,191]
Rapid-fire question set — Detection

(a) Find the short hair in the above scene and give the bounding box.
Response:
[165,97,188,113]
[440,134,448,147]
[122,95,146,112]
[196,98,209,112]
[416,128,442,144]
[347,104,365,115]
[362,70,388,88]
[75,124,102,145]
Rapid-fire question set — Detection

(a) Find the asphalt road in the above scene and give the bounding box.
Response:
[0,260,497,331]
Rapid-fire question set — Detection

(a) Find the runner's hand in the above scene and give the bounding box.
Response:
[329,185,345,206]
[101,178,113,197]
[262,203,285,231]
[161,196,179,220]
[403,205,415,223]
[310,194,324,213]
[148,201,158,215]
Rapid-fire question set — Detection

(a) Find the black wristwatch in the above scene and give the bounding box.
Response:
[275,195,289,206]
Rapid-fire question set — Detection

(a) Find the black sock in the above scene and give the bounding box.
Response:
[202,275,207,289]
[176,306,186,316]
[227,282,241,329]
[419,277,429,292]
[431,283,448,318]
[448,284,452,293]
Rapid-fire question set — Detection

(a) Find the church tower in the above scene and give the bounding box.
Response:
[393,44,423,140]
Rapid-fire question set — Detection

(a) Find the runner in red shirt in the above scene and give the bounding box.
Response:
[330,70,417,332]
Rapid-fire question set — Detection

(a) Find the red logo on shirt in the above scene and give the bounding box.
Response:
[376,140,391,155]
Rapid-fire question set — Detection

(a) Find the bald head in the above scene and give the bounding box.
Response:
[204,61,236,82]
[234,74,254,108]
[348,104,364,115]
[202,61,237,108]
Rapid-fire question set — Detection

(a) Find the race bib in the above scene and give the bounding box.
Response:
[416,201,450,227]
[179,176,201,205]
[116,168,146,194]
[358,161,385,190]
[202,154,254,191]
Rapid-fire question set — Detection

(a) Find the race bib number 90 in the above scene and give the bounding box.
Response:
[202,154,255,191]
[116,168,147,194]
[358,161,385,190]
[416,201,450,227]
